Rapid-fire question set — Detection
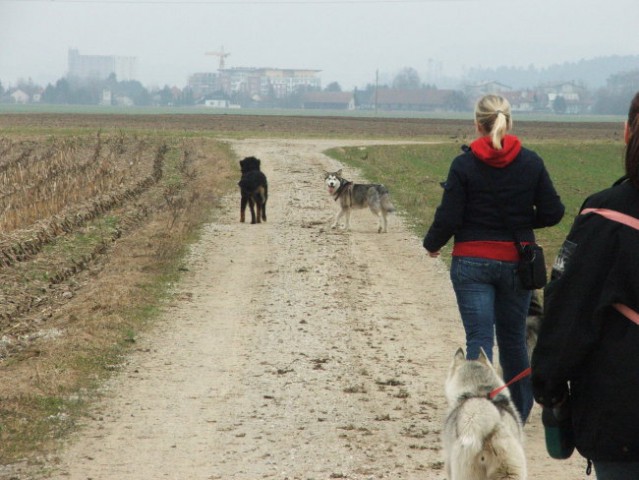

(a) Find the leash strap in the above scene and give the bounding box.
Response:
[489,367,532,399]
[581,207,639,231]
[580,208,639,327]
[614,303,639,326]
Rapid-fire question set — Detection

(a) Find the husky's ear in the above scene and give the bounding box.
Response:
[477,348,491,365]
[452,347,465,367]
[336,169,342,177]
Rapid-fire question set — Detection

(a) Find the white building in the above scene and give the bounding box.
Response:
[68,48,137,81]
[218,67,321,99]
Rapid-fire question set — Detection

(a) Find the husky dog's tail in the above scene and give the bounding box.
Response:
[378,185,396,213]
[455,398,502,452]
[452,398,526,479]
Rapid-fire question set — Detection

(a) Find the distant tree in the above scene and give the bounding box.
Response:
[392,67,421,90]
[552,96,567,114]
[72,86,98,105]
[42,78,71,104]
[157,86,174,106]
[445,91,470,112]
[180,87,195,106]
[106,72,118,89]
[0,81,4,97]
[325,82,342,92]
[115,80,151,106]
[606,70,639,93]
[592,87,636,115]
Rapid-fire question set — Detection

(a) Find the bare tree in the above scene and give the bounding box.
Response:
[392,67,421,89]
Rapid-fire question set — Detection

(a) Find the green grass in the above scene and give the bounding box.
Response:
[325,140,625,265]
[0,104,626,123]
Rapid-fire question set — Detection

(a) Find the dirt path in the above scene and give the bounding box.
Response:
[45,138,587,480]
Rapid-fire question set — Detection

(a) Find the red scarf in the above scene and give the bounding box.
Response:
[470,134,522,168]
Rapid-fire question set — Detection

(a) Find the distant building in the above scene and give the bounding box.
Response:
[217,67,321,99]
[187,72,219,99]
[10,89,29,104]
[68,48,137,81]
[500,90,543,112]
[302,91,355,110]
[365,88,463,112]
[539,81,590,114]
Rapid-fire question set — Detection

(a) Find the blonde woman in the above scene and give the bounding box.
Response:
[423,94,565,423]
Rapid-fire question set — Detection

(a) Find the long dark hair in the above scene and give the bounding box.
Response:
[626,91,639,188]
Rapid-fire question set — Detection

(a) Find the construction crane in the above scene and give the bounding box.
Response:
[205,46,230,71]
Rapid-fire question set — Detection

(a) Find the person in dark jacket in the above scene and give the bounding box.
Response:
[531,92,639,479]
[423,94,565,422]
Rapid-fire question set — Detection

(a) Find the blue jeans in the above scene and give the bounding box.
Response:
[594,462,639,480]
[450,256,533,422]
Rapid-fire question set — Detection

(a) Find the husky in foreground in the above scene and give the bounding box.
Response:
[324,169,395,233]
[443,348,527,480]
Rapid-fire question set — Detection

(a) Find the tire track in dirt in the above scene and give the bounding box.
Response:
[44,138,586,480]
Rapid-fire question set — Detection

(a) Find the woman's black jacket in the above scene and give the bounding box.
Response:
[531,178,639,461]
[423,145,564,252]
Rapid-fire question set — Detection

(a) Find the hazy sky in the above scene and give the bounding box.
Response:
[1,0,637,90]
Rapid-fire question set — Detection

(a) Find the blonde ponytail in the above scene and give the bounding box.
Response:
[475,95,513,150]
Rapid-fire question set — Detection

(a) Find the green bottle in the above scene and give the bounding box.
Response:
[542,399,575,459]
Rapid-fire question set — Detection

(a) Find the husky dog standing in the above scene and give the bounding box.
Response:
[443,348,527,480]
[324,169,395,233]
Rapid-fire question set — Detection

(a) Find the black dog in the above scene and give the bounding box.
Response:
[238,156,268,224]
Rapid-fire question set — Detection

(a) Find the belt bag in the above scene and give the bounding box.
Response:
[517,243,547,290]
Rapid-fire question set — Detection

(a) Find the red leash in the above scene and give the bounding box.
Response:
[489,367,532,399]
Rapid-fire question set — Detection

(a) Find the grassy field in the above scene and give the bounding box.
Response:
[0,113,627,474]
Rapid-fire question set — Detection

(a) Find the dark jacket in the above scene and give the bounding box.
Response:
[531,178,639,461]
[423,143,564,252]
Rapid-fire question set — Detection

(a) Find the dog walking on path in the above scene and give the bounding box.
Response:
[324,169,395,233]
[239,156,268,224]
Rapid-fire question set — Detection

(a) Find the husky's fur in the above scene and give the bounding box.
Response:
[526,291,543,362]
[238,156,268,224]
[443,348,527,480]
[324,169,395,233]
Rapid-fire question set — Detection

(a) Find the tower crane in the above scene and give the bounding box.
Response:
[205,46,230,70]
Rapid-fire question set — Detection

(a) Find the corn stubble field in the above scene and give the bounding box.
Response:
[0,112,622,473]
[0,118,237,469]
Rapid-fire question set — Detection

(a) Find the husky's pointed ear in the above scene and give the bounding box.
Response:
[336,169,342,177]
[453,347,465,366]
[477,348,491,365]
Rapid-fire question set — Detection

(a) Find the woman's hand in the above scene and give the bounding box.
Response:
[427,250,440,258]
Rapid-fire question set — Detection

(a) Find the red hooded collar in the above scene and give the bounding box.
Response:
[470,134,522,168]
